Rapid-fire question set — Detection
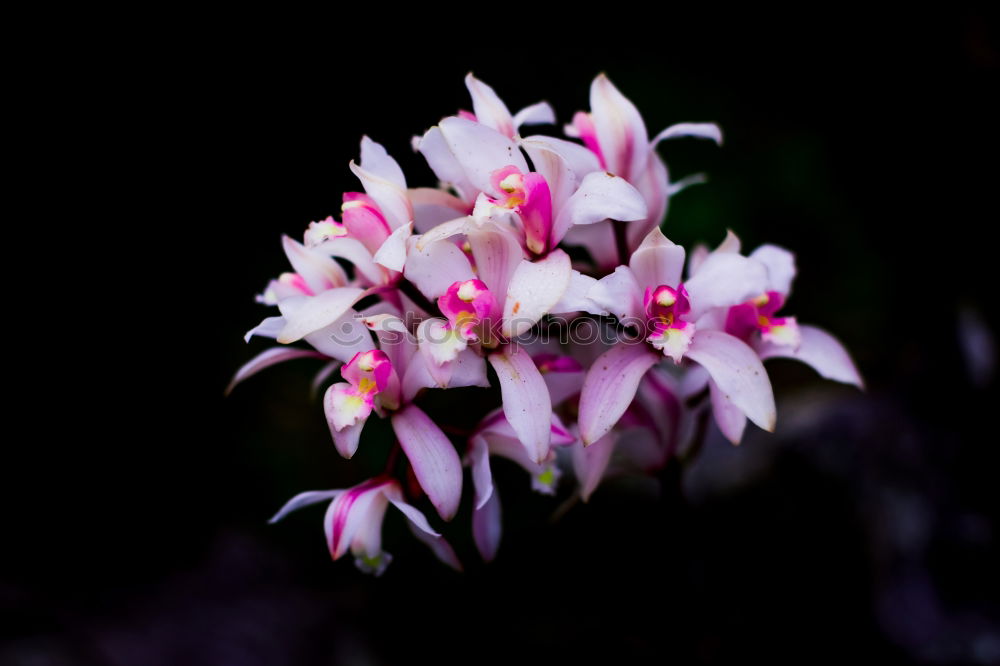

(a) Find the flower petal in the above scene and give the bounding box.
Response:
[349,160,413,231]
[649,122,724,147]
[551,171,647,247]
[590,73,650,182]
[629,227,686,290]
[578,343,660,446]
[406,520,463,571]
[686,330,776,432]
[244,316,285,342]
[757,324,863,388]
[359,136,406,188]
[276,287,367,343]
[587,266,642,322]
[551,270,603,315]
[282,235,347,293]
[465,73,514,138]
[372,222,412,273]
[684,252,769,321]
[472,486,502,563]
[417,126,476,203]
[488,347,553,464]
[304,309,376,363]
[391,405,463,521]
[512,102,556,131]
[573,432,616,502]
[468,225,523,308]
[319,237,382,285]
[403,238,475,301]
[750,244,797,296]
[268,489,344,524]
[438,116,529,195]
[468,434,494,510]
[709,378,747,445]
[226,347,326,395]
[502,250,572,338]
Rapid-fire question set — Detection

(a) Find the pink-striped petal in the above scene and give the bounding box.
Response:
[391,405,463,521]
[226,347,326,395]
[488,347,553,464]
[686,330,776,432]
[578,344,660,446]
[757,324,863,388]
[590,73,649,182]
[268,489,344,524]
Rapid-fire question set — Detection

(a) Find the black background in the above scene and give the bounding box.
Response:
[8,13,999,665]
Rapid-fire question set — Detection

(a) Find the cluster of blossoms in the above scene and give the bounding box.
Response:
[231,74,863,574]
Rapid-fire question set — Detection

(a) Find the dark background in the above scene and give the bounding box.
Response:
[8,14,999,664]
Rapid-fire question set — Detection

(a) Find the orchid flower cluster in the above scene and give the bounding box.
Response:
[231,74,863,575]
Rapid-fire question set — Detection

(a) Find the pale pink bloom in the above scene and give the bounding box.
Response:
[578,227,776,445]
[269,476,460,575]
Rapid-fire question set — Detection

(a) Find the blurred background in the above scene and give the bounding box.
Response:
[7,13,998,664]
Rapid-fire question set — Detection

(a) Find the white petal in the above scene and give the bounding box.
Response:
[372,223,412,273]
[502,250,572,338]
[488,347,553,464]
[750,244,797,296]
[686,330,776,432]
[277,287,366,343]
[550,171,647,247]
[438,116,529,194]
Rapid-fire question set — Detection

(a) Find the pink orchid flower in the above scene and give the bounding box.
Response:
[268,476,461,576]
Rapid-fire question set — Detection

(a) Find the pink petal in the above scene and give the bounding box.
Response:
[330,419,365,459]
[551,270,603,315]
[628,227,687,290]
[709,378,747,445]
[406,520,463,571]
[268,489,344,524]
[303,308,376,363]
[589,73,649,182]
[409,187,470,233]
[282,235,347,294]
[324,479,391,560]
[520,135,602,211]
[244,316,284,343]
[391,405,463,521]
[650,122,724,147]
[562,222,619,272]
[626,153,670,250]
[468,226,523,309]
[359,136,406,188]
[319,237,382,285]
[684,252,769,321]
[276,287,366,343]
[578,343,660,446]
[226,347,326,395]
[550,171,647,247]
[750,244,797,296]
[465,73,514,138]
[468,434,494,510]
[437,116,529,195]
[417,126,477,203]
[501,250,572,338]
[403,238,475,301]
[757,324,863,388]
[488,347,553,464]
[349,160,412,232]
[686,330,776,432]
[371,222,411,273]
[512,101,556,130]
[587,266,643,322]
[572,432,617,502]
[472,486,502,562]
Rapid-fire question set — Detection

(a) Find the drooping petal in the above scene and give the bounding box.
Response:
[268,489,344,524]
[650,122,724,147]
[629,227,686,289]
[405,519,463,571]
[587,266,643,322]
[550,171,647,247]
[578,343,660,446]
[391,405,463,521]
[472,486,502,563]
[709,378,747,445]
[403,238,475,301]
[488,347,553,464]
[226,347,326,395]
[468,434,494,510]
[750,244,797,296]
[573,432,616,502]
[371,222,411,272]
[512,102,556,131]
[684,253,769,321]
[324,479,390,560]
[502,250,572,338]
[244,316,285,342]
[438,116,529,195]
[324,382,373,433]
[589,73,649,182]
[276,287,367,343]
[465,73,515,138]
[330,419,365,459]
[685,330,776,432]
[757,324,863,388]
